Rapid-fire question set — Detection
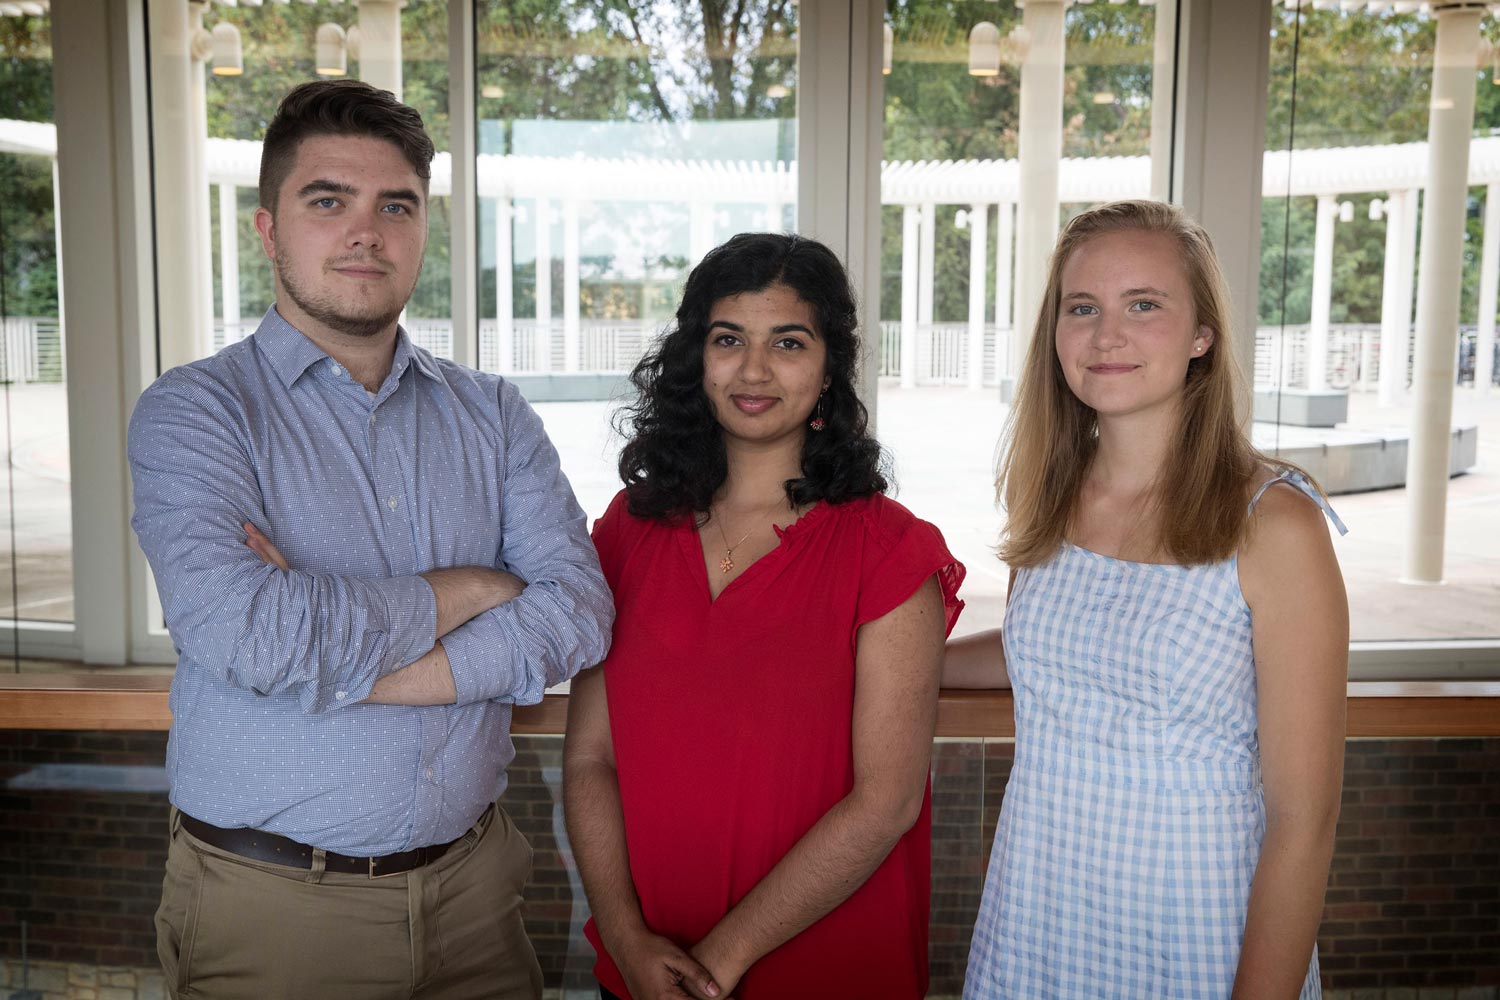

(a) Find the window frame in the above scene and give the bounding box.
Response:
[27,0,1500,675]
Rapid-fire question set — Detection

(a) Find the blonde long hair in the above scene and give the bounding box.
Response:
[998,200,1272,568]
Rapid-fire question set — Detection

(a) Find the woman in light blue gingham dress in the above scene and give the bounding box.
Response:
[951,201,1348,999]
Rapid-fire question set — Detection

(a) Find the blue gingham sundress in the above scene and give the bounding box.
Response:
[963,471,1344,999]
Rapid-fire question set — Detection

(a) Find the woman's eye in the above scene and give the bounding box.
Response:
[776,337,805,350]
[1070,304,1097,316]
[711,334,741,347]
[1131,300,1159,312]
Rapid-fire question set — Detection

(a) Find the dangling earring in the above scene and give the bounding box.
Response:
[809,393,827,432]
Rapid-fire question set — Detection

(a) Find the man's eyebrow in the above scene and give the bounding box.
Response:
[378,188,422,206]
[296,179,357,200]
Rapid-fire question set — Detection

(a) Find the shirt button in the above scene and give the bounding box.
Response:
[331,364,344,377]
[425,767,435,780]
[387,497,399,510]
[335,690,347,700]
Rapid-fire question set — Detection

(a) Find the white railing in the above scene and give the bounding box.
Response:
[0,316,63,384]
[16,315,1493,392]
[877,321,1007,386]
[1253,324,1386,391]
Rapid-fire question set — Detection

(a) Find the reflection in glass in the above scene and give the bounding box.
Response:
[475,0,798,381]
[0,9,72,631]
[1259,5,1500,641]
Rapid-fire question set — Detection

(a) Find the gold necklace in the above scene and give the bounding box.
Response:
[711,500,783,574]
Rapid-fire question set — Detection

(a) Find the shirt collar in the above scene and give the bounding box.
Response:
[253,306,444,388]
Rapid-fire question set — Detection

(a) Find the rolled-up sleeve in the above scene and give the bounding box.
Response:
[128,374,438,713]
[441,382,614,706]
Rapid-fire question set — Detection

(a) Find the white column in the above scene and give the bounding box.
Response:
[534,198,552,372]
[1011,0,1066,389]
[495,197,514,373]
[1378,190,1409,407]
[689,201,715,263]
[1477,183,1499,394]
[357,0,403,100]
[188,3,213,359]
[765,199,783,232]
[1308,195,1338,392]
[1404,3,1482,585]
[994,202,1014,375]
[445,0,477,369]
[967,205,989,390]
[1388,188,1421,405]
[900,206,920,389]
[217,183,240,342]
[563,199,581,373]
[149,0,214,370]
[51,157,65,370]
[918,202,936,330]
[1148,0,1178,202]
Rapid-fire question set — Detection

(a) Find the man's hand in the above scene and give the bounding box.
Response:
[612,929,729,1000]
[244,522,289,570]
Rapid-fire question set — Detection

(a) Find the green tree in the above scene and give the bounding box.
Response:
[0,14,57,322]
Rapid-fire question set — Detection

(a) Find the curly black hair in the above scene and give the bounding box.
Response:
[617,232,889,523]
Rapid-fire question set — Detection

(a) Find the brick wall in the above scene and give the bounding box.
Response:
[2,732,1497,994]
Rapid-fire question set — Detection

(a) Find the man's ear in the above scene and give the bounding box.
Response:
[253,206,276,262]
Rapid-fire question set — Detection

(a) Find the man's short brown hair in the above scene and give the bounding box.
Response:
[258,79,435,214]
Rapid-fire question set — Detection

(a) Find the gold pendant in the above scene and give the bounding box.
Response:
[720,552,735,574]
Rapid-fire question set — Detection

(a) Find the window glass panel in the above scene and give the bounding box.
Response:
[475,0,798,519]
[879,0,1171,637]
[1260,5,1499,642]
[0,8,72,638]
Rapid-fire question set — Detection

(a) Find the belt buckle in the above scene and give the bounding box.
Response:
[368,854,406,879]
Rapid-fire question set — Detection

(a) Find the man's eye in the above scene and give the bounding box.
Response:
[383,204,409,215]
[314,197,339,209]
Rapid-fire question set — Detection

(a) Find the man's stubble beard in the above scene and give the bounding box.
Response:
[275,245,424,339]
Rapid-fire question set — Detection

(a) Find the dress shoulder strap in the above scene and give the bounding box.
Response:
[1248,468,1348,536]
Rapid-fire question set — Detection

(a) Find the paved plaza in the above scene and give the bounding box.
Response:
[3,379,1499,653]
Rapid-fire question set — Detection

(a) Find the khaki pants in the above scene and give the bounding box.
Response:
[155,805,543,1000]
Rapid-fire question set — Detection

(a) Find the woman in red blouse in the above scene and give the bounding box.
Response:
[563,233,965,1000]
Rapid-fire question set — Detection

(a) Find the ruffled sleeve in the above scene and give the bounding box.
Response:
[854,496,966,637]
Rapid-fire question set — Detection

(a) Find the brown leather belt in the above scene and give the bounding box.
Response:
[179,812,463,878]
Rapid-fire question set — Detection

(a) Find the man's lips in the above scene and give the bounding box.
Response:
[731,394,777,414]
[331,263,390,278]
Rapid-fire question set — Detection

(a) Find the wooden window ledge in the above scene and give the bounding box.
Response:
[1,675,1497,737]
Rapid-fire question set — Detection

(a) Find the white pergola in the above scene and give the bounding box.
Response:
[9,118,1493,401]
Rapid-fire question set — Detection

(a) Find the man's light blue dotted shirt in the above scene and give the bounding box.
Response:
[128,308,613,855]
